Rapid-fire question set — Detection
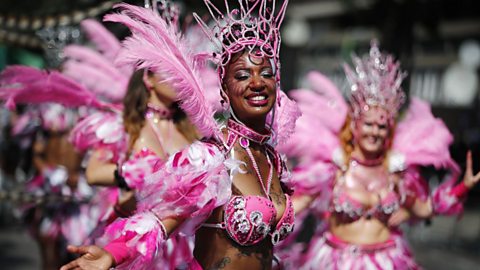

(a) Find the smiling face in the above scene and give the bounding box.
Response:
[222,51,276,128]
[352,107,391,157]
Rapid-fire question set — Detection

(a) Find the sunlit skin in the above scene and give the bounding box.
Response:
[351,107,390,161]
[61,52,288,270]
[221,52,277,132]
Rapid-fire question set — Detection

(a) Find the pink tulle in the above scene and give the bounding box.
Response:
[301,231,420,270]
[69,111,128,164]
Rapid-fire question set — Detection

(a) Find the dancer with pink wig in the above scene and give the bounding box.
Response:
[278,41,480,270]
[60,0,301,269]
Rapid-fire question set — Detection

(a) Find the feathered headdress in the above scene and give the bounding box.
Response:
[105,1,299,144]
[344,40,407,121]
[193,0,289,81]
[193,0,299,145]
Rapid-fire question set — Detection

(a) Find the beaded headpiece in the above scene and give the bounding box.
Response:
[144,0,180,27]
[344,40,407,122]
[193,0,289,81]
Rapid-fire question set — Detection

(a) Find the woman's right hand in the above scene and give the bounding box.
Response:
[60,245,114,270]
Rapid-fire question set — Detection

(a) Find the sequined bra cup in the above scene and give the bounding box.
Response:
[331,185,400,223]
[221,194,294,246]
[202,120,295,246]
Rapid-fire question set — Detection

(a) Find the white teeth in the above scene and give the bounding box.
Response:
[250,96,266,101]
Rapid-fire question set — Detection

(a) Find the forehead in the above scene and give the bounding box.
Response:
[360,107,389,124]
[227,51,273,70]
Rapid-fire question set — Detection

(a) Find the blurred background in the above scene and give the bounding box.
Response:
[0,0,479,269]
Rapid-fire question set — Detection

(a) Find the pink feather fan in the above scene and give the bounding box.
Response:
[104,3,217,138]
[278,71,347,161]
[0,65,110,110]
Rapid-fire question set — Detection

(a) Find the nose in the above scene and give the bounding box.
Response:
[371,125,380,135]
[250,74,265,91]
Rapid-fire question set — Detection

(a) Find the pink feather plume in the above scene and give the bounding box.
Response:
[104,3,217,138]
[0,65,110,110]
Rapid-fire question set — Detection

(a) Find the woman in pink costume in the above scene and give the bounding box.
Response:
[278,41,480,270]
[67,3,201,267]
[60,0,300,269]
[0,72,100,269]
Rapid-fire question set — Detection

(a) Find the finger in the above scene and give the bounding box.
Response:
[60,260,79,270]
[66,245,80,253]
[465,150,473,176]
[70,245,93,255]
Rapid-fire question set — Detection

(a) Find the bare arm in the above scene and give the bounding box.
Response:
[60,217,183,270]
[85,149,117,186]
[292,194,316,214]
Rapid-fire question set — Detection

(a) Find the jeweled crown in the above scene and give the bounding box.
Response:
[193,0,289,81]
[344,40,407,121]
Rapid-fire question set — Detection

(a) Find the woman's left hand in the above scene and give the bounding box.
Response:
[463,151,480,189]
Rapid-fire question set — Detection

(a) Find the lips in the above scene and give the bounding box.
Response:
[245,93,269,106]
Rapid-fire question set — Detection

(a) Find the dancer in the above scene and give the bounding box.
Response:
[67,5,200,267]
[60,1,300,269]
[278,41,480,269]
[0,68,105,269]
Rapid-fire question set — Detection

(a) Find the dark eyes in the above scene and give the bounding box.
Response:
[234,73,249,80]
[233,69,274,80]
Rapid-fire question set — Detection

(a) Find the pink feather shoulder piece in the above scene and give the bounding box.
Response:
[391,97,459,172]
[278,71,347,163]
[0,65,110,110]
[104,3,217,138]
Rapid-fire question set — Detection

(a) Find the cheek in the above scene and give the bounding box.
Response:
[225,78,246,96]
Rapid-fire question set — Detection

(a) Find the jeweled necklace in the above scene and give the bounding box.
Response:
[350,155,384,167]
[227,119,273,196]
[145,103,173,123]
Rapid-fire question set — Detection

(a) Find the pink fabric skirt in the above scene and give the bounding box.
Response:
[301,232,420,270]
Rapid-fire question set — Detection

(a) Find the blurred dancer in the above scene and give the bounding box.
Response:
[278,41,480,270]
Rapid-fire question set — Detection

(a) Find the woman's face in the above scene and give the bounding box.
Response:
[147,74,177,102]
[353,107,391,157]
[223,51,276,124]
